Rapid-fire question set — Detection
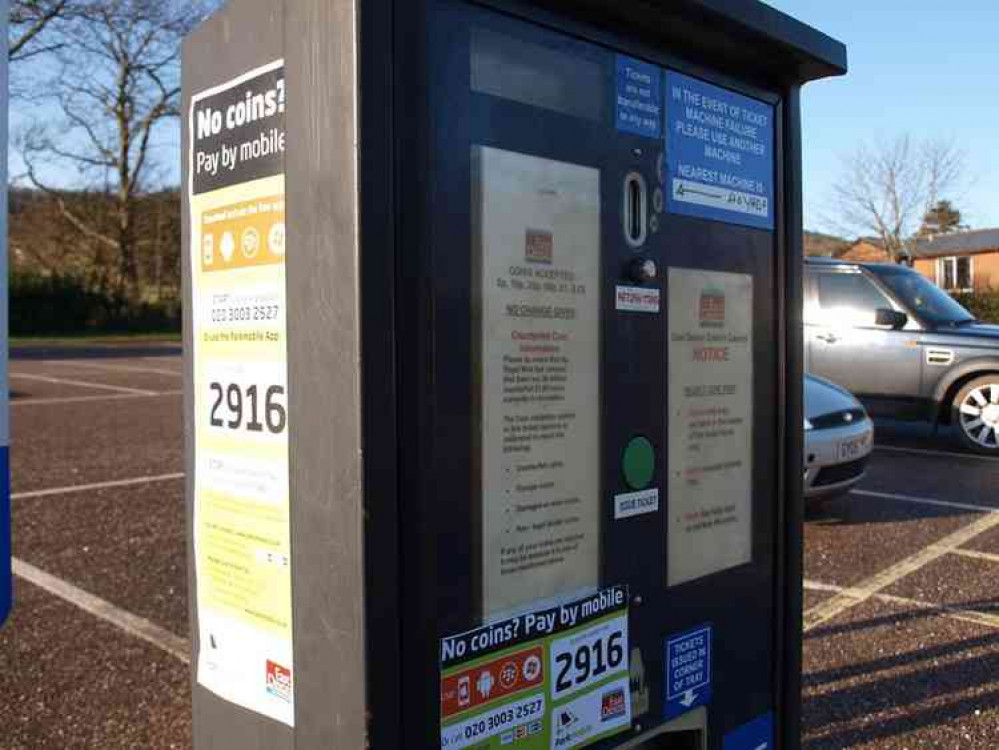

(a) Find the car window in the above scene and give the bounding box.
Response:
[875,267,975,325]
[802,270,823,324]
[816,272,892,327]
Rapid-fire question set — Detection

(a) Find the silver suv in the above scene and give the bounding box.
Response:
[805,257,999,454]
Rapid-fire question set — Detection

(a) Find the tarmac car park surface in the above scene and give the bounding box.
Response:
[1,344,189,750]
[0,344,997,748]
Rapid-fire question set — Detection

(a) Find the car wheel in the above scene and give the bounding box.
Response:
[953,376,999,454]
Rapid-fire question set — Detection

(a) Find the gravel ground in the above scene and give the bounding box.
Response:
[2,347,189,749]
[803,421,999,749]
[803,599,999,749]
[2,349,998,748]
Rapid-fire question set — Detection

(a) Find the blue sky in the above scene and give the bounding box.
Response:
[12,1,998,241]
[763,0,999,236]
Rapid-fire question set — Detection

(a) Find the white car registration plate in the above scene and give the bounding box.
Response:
[838,435,868,461]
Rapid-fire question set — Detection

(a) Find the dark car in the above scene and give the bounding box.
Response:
[804,257,999,454]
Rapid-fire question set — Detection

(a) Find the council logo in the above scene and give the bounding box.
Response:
[698,286,726,328]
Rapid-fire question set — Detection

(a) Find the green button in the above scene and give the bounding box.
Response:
[623,436,655,490]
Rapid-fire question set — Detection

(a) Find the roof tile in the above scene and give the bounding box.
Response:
[910,228,999,258]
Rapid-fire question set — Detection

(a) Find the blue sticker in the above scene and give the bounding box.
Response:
[664,624,712,720]
[616,56,661,138]
[665,71,774,229]
[725,712,774,750]
[0,447,10,627]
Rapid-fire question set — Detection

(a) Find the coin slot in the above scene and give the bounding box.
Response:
[623,172,648,248]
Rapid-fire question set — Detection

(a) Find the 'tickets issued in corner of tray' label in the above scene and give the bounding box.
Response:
[440,587,631,750]
[188,60,293,726]
[664,624,712,720]
[667,269,753,586]
[473,146,601,618]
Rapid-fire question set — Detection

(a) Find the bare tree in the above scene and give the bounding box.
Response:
[20,0,212,304]
[828,135,968,262]
[9,0,83,62]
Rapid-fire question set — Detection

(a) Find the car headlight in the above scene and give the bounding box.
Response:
[804,418,814,431]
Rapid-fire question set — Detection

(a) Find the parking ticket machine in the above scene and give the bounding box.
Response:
[182,2,846,749]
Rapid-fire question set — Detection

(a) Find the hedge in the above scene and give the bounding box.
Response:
[9,272,998,335]
[953,290,999,325]
[10,271,181,336]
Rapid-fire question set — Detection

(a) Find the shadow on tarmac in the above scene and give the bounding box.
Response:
[10,343,181,361]
[805,688,999,749]
[805,605,999,646]
[873,417,965,454]
[804,620,999,748]
[805,492,971,526]
[803,426,999,746]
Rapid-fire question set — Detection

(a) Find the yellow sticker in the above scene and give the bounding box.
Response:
[188,59,294,726]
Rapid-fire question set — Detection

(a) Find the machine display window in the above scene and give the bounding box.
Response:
[470,27,605,123]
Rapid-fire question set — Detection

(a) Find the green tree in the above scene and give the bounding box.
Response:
[917,199,966,238]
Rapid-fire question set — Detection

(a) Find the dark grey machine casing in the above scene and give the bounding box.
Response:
[182,2,846,748]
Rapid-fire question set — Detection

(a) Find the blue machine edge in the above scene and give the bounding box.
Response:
[724,711,775,750]
[0,446,10,626]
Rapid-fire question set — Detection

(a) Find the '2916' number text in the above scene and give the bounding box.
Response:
[209,382,287,434]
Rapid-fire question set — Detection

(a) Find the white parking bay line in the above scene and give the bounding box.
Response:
[803,511,999,632]
[852,488,999,515]
[10,372,156,396]
[13,473,185,500]
[13,558,189,663]
[946,548,999,565]
[804,579,999,630]
[45,360,183,378]
[11,391,182,407]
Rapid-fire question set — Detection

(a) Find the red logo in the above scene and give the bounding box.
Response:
[266,660,293,703]
[523,655,542,682]
[601,688,626,721]
[525,229,554,264]
[699,289,726,328]
[499,661,519,689]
